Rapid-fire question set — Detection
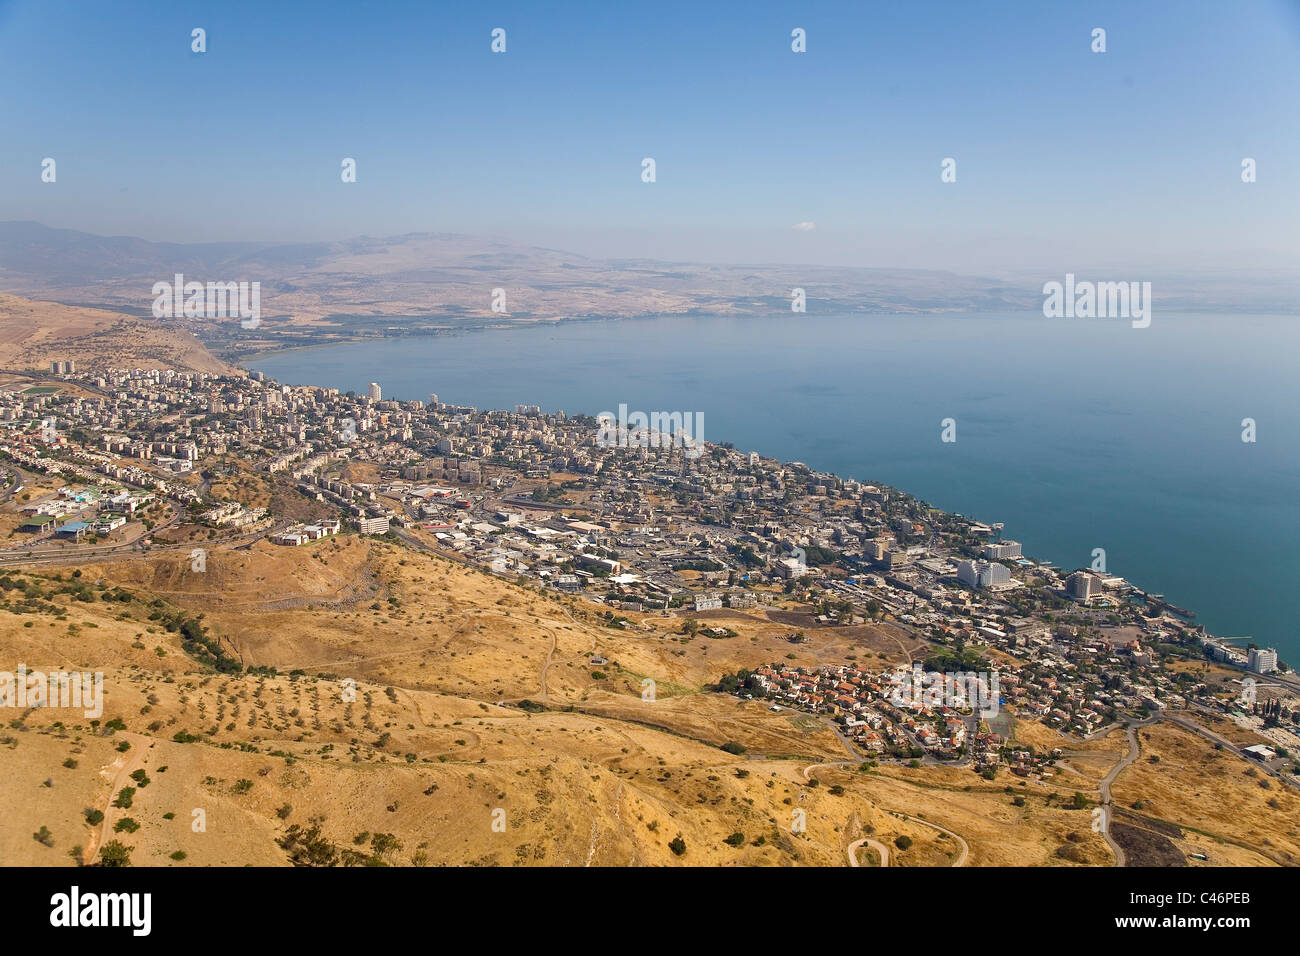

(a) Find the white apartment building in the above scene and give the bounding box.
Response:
[1067,571,1097,602]
[357,515,390,535]
[1248,647,1279,674]
[983,540,1022,560]
[958,559,1011,589]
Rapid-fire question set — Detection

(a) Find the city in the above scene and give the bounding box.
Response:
[3,364,1296,803]
[0,0,1294,931]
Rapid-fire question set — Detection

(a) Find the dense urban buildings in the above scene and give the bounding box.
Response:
[3,364,1295,770]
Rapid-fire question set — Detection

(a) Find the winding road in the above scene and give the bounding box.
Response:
[1097,722,1144,866]
[847,836,890,867]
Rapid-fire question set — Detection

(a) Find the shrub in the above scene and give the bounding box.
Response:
[98,840,132,867]
[278,823,339,867]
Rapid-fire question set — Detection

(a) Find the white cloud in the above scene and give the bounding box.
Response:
[793,221,816,232]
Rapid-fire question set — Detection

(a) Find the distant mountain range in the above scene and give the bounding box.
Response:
[0,221,1294,332]
[0,221,1040,326]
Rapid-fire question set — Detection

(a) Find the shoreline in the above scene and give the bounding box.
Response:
[230,385,1288,678]
[239,312,1297,669]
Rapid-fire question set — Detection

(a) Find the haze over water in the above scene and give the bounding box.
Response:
[251,311,1300,663]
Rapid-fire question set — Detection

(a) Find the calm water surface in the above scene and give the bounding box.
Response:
[251,311,1300,661]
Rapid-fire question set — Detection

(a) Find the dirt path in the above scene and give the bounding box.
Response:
[799,758,970,866]
[847,836,890,867]
[583,780,632,867]
[84,731,150,864]
[1098,723,1141,867]
[803,760,853,781]
[898,812,969,866]
[538,625,560,704]
[537,604,604,703]
[877,625,915,666]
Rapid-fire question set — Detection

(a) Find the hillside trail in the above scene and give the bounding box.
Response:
[84,731,150,864]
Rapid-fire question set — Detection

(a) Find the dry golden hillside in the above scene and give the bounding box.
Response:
[0,536,1281,867]
[1110,722,1298,866]
[0,293,232,375]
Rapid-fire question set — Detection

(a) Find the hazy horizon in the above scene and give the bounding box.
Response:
[3,0,1299,276]
[6,218,1298,321]
[5,218,1300,288]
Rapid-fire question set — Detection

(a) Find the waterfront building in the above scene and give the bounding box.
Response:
[1067,571,1096,602]
[1248,647,1279,674]
[983,540,1022,560]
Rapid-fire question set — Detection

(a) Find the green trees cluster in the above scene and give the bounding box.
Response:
[278,822,403,867]
[714,669,764,696]
[146,603,241,673]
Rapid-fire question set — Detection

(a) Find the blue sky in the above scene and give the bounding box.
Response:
[2,0,1298,274]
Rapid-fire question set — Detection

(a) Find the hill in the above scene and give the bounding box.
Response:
[0,293,233,376]
[0,536,1160,867]
[0,221,1038,332]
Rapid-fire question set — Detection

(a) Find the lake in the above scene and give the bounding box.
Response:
[251,310,1300,663]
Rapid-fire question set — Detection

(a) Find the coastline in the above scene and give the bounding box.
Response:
[244,310,1300,667]
[233,373,1288,677]
[225,313,658,364]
